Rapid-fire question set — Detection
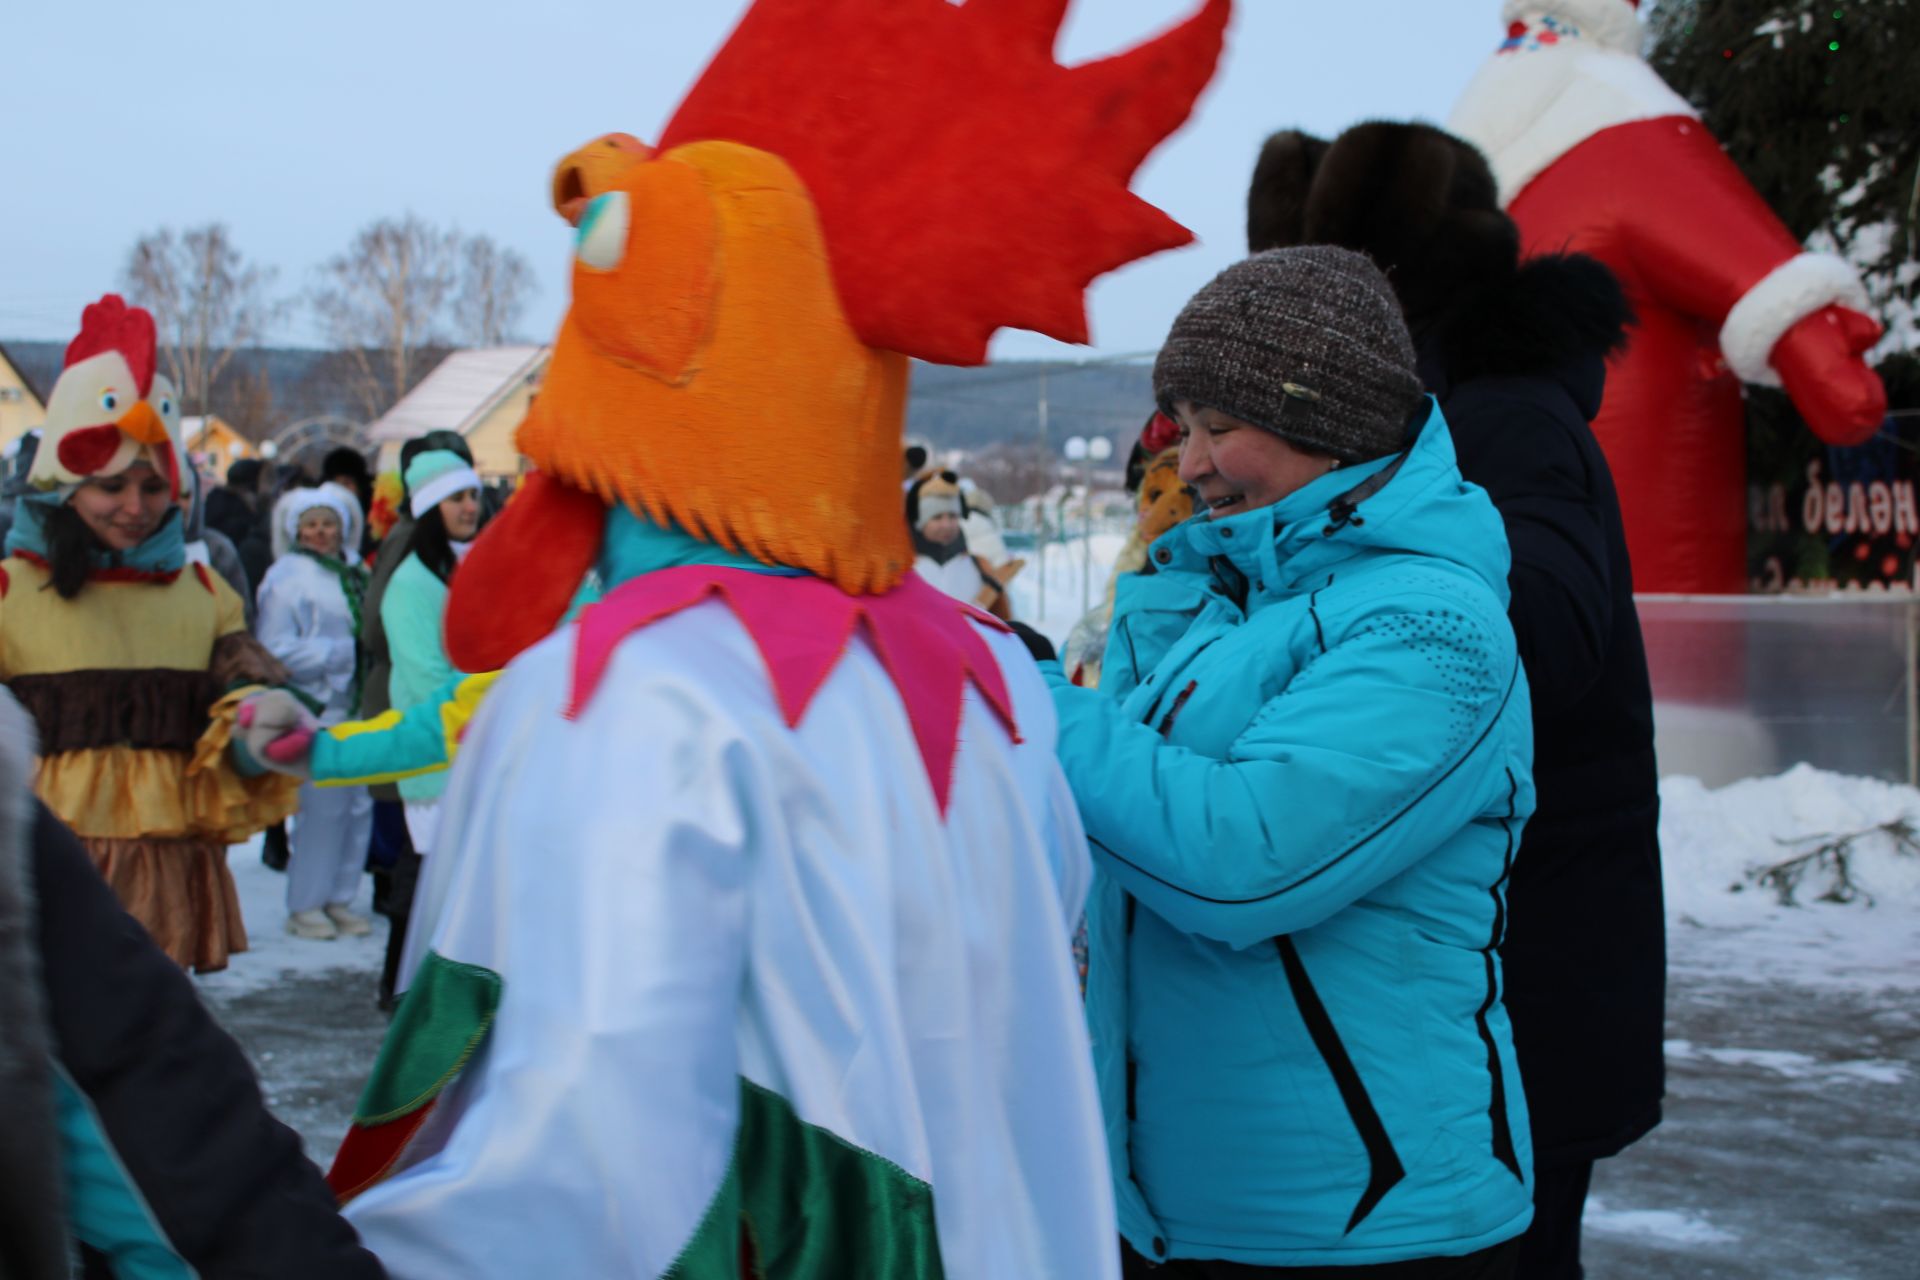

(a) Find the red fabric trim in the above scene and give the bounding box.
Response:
[192,562,214,594]
[64,295,157,396]
[327,1103,438,1205]
[56,424,125,478]
[571,566,1018,812]
[444,471,606,674]
[1140,411,1180,455]
[0,564,8,599]
[91,566,185,584]
[9,549,183,586]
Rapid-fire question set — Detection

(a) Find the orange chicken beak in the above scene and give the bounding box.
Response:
[116,399,169,446]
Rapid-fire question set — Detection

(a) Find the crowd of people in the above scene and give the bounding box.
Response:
[0,18,1667,1273]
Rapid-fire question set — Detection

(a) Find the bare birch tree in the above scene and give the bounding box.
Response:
[121,224,282,416]
[309,215,461,419]
[455,235,537,347]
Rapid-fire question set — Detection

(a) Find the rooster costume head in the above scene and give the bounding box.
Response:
[31,295,182,501]
[447,0,1231,673]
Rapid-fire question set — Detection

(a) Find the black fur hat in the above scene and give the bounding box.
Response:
[1247,121,1519,327]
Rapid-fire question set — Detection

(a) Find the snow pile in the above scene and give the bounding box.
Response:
[1582,1198,1737,1246]
[1660,765,1920,990]
[195,835,386,997]
[1008,531,1129,648]
[1662,1041,1908,1086]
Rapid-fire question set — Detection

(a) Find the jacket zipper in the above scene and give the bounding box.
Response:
[1156,680,1198,738]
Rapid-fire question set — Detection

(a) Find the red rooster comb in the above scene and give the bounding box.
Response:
[659,0,1231,365]
[64,295,157,398]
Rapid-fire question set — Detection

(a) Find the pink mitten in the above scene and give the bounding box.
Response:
[235,689,320,778]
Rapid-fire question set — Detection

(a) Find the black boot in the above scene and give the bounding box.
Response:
[260,822,289,872]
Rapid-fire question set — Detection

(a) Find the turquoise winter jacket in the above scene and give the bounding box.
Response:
[381,552,458,804]
[1046,405,1536,1267]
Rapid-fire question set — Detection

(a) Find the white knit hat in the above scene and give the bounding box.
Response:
[405,449,482,519]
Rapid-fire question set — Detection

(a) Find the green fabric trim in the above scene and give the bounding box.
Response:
[668,1079,946,1279]
[666,1146,744,1279]
[354,951,502,1127]
[52,1064,198,1279]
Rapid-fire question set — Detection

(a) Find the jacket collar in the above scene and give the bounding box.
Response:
[596,503,805,592]
[1142,401,1509,607]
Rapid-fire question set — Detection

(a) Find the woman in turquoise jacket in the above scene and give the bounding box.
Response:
[381,450,485,857]
[1048,248,1536,1276]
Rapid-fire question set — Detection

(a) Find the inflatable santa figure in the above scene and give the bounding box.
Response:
[1449,0,1887,593]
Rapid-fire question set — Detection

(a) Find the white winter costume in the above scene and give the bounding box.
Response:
[255,487,371,917]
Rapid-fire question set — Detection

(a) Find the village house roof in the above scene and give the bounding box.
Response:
[367,346,548,446]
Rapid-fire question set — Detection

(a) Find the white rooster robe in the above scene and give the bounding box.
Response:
[331,564,1116,1279]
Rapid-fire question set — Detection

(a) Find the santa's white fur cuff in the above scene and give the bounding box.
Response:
[1719,254,1871,387]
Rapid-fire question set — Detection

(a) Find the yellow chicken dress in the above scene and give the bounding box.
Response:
[1,295,298,971]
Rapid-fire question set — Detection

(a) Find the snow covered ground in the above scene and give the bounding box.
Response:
[197,838,390,1159]
[1579,767,1918,1277]
[197,836,385,999]
[1008,531,1129,648]
[1659,765,1920,993]
[194,761,1917,1274]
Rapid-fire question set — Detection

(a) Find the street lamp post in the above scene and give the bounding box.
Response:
[1064,436,1113,614]
[1036,368,1050,623]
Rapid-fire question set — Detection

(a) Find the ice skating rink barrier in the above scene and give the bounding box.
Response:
[1639,593,1920,788]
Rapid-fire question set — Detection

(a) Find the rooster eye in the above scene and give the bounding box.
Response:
[100,391,119,413]
[159,397,174,416]
[575,191,630,272]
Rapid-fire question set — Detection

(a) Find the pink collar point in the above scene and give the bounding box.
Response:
[570,567,1019,813]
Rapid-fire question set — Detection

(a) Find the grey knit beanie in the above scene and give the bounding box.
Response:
[1153,246,1427,464]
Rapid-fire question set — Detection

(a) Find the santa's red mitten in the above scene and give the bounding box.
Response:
[1773,305,1888,446]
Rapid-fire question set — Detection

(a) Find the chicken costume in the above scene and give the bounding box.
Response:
[1448,0,1887,593]
[326,3,1229,1275]
[0,296,298,971]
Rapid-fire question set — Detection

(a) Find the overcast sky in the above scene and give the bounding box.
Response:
[0,1,1514,360]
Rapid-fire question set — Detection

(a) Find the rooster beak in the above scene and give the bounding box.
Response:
[116,400,169,446]
[552,133,652,226]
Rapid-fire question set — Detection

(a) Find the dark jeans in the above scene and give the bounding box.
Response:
[1515,1161,1594,1280]
[1121,1238,1520,1279]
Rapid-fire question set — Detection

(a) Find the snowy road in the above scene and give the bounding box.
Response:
[198,766,1920,1277]
[201,923,1917,1277]
[1582,952,1918,1278]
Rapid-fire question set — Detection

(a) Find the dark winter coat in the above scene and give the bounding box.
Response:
[205,484,273,591]
[1249,118,1666,1170]
[1416,254,1665,1167]
[0,694,385,1277]
[184,467,256,629]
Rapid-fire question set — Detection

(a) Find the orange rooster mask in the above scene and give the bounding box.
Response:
[447,0,1231,673]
